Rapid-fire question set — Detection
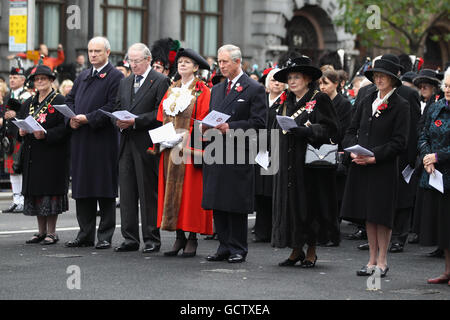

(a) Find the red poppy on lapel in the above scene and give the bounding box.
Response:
[377,103,388,111]
[305,100,317,113]
[435,120,442,127]
[235,85,243,92]
[100,72,107,79]
[435,95,440,102]
[37,113,47,124]
[47,104,55,114]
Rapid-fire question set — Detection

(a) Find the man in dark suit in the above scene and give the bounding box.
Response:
[113,43,170,253]
[202,44,266,263]
[65,37,124,249]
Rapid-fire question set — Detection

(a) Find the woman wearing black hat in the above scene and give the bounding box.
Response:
[271,57,339,268]
[416,68,450,285]
[341,56,410,277]
[414,69,441,117]
[18,65,71,245]
[155,48,213,257]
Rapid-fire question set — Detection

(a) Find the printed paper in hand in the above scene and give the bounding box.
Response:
[148,122,178,144]
[402,165,415,184]
[53,104,76,118]
[276,115,298,131]
[429,169,444,194]
[255,151,270,170]
[12,115,47,134]
[100,110,138,121]
[201,110,231,128]
[344,145,374,157]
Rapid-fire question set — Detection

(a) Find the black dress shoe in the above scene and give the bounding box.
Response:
[142,243,161,253]
[95,240,111,249]
[356,265,376,276]
[389,242,404,253]
[427,248,444,258]
[25,233,46,244]
[279,251,305,267]
[346,229,367,240]
[114,243,139,252]
[357,243,370,250]
[300,255,317,268]
[228,254,246,263]
[377,266,389,278]
[205,253,230,262]
[2,203,17,213]
[252,237,270,243]
[65,239,95,248]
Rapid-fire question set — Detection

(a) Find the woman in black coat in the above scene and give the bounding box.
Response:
[19,65,71,245]
[317,67,352,246]
[271,57,338,268]
[341,56,410,277]
[253,68,286,242]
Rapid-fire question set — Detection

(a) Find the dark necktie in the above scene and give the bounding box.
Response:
[134,75,143,93]
[93,70,98,77]
[226,80,232,95]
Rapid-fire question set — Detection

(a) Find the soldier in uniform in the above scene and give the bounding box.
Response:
[0,67,32,213]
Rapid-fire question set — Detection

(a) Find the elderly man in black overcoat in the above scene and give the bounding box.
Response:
[202,44,266,263]
[65,37,124,249]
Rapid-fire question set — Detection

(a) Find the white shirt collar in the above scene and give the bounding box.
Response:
[228,70,244,87]
[372,88,396,115]
[93,61,109,75]
[135,65,152,84]
[12,87,24,97]
[269,93,283,107]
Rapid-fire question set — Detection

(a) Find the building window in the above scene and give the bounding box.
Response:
[182,0,223,57]
[101,0,148,59]
[35,0,65,53]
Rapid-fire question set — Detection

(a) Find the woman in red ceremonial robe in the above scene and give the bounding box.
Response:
[156,48,213,257]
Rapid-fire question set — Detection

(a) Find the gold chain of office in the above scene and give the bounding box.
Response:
[28,92,58,119]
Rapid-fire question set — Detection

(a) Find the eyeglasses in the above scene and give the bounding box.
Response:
[126,57,148,65]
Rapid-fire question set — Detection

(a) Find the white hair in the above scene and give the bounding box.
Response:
[128,43,152,59]
[88,36,111,51]
[441,67,450,91]
[218,44,242,62]
[265,68,287,90]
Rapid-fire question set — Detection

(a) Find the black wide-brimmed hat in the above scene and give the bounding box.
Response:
[28,65,56,81]
[401,71,417,84]
[10,67,25,76]
[175,48,210,70]
[413,69,441,87]
[364,54,402,87]
[258,67,274,84]
[274,56,322,83]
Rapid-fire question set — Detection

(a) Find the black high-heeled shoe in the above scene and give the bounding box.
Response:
[181,239,198,258]
[278,251,305,267]
[300,255,317,268]
[164,238,187,257]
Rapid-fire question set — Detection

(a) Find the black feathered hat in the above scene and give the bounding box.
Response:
[274,56,322,83]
